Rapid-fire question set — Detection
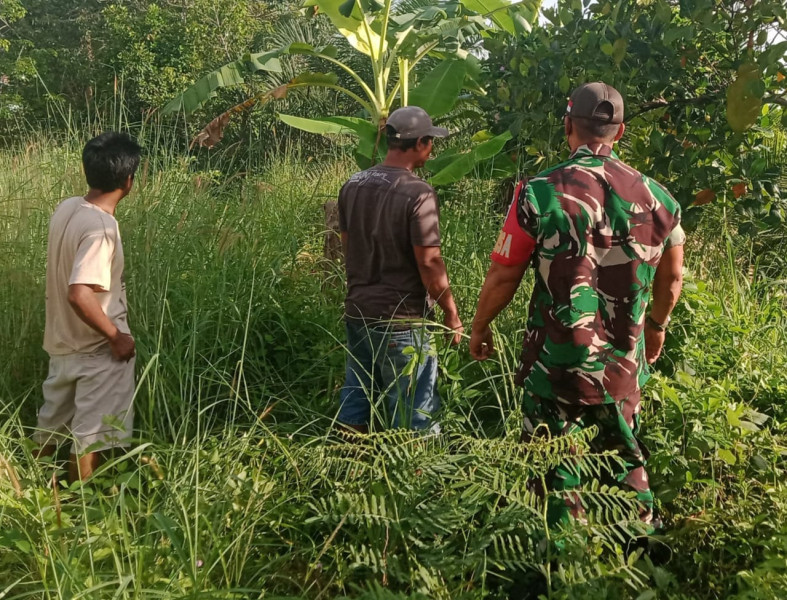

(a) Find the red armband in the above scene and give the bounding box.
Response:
[490,182,536,266]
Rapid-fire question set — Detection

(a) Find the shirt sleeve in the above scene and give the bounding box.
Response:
[410,189,441,247]
[69,229,115,292]
[665,223,686,248]
[491,180,537,266]
[665,203,686,248]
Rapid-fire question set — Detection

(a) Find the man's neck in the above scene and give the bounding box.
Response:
[381,151,417,172]
[84,188,125,216]
[568,138,614,153]
[569,141,614,157]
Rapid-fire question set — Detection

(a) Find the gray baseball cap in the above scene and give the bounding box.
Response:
[566,82,624,124]
[386,106,449,139]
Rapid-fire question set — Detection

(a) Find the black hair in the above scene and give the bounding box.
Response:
[82,132,142,192]
[385,125,433,151]
[569,115,621,142]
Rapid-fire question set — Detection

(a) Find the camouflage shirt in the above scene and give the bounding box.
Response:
[493,143,685,405]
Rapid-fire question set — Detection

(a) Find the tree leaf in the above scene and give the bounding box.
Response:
[303,0,386,58]
[409,60,467,117]
[727,63,762,133]
[278,114,384,167]
[459,0,516,34]
[612,38,627,66]
[717,449,736,465]
[285,41,317,55]
[692,189,715,206]
[278,114,375,137]
[513,12,532,35]
[428,130,512,185]
[161,51,281,115]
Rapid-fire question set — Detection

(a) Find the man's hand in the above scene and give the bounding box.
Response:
[69,284,135,360]
[469,261,527,362]
[109,331,136,362]
[470,325,495,361]
[644,325,665,364]
[444,312,463,346]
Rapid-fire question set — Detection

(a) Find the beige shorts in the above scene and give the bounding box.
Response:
[34,347,135,454]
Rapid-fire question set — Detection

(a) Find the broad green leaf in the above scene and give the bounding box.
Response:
[513,12,532,35]
[758,41,787,68]
[303,0,386,58]
[246,51,282,73]
[654,0,672,23]
[279,115,358,136]
[463,54,486,95]
[355,127,387,168]
[285,41,317,55]
[460,0,516,35]
[475,151,518,178]
[727,63,763,133]
[717,449,737,465]
[612,38,627,66]
[413,6,448,21]
[559,74,570,94]
[278,114,384,167]
[428,130,512,185]
[161,51,281,115]
[278,114,376,137]
[410,60,467,117]
[424,146,462,173]
[339,0,356,17]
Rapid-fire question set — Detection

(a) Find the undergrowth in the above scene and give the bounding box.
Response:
[0,134,786,599]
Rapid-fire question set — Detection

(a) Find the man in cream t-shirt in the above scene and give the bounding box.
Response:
[35,132,141,481]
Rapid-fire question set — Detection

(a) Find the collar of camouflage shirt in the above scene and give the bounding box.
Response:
[570,143,618,159]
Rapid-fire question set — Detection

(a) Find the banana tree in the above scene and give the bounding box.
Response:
[162,0,540,180]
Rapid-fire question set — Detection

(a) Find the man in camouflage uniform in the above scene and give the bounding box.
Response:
[470,82,685,527]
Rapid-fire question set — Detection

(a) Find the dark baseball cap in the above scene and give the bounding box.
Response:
[566,82,624,124]
[386,106,449,139]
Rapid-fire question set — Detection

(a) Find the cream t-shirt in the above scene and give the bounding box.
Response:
[43,196,130,355]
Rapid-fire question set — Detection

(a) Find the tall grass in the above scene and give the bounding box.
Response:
[1,129,786,599]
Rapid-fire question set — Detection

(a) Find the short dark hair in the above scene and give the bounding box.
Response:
[82,132,142,192]
[569,116,620,142]
[385,125,432,151]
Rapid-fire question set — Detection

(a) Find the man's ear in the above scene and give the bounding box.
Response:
[614,122,625,142]
[564,116,572,137]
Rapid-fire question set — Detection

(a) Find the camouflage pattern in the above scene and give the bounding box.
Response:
[522,392,654,527]
[513,143,685,405]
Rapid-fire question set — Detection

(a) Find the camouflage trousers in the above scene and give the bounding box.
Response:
[522,392,653,528]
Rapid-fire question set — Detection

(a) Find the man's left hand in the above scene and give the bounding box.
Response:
[645,326,665,364]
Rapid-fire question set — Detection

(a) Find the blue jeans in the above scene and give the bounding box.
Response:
[338,321,440,431]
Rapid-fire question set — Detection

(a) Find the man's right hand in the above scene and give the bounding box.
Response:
[109,331,136,362]
[470,324,495,361]
[644,325,665,364]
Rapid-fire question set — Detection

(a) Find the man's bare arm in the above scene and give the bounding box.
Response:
[68,284,135,360]
[469,261,528,360]
[645,244,684,364]
[413,245,462,345]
